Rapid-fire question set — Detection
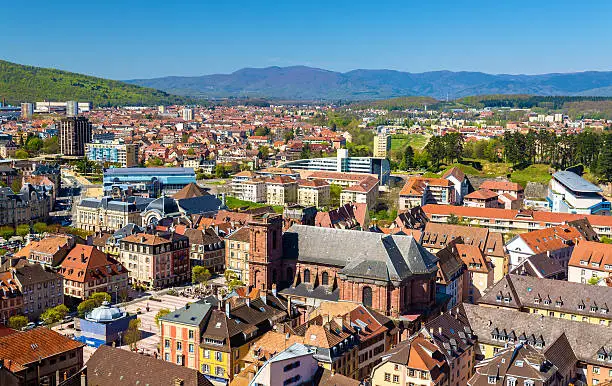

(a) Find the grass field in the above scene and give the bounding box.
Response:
[225,196,284,214]
[391,134,430,151]
[510,164,552,187]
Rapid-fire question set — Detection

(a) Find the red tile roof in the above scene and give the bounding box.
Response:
[568,240,612,270]
[479,180,524,192]
[518,225,584,253]
[465,189,498,200]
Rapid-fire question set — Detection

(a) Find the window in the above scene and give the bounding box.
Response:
[362,286,373,308]
[204,350,210,358]
[515,360,523,367]
[216,352,223,361]
[165,353,170,361]
[322,272,329,286]
[393,375,399,382]
[177,342,182,351]
[215,366,224,376]
[201,364,209,373]
[409,369,415,377]
[506,378,516,386]
[189,330,194,339]
[189,344,194,353]
[164,339,170,348]
[303,269,310,283]
[593,367,600,374]
[176,355,182,365]
[524,381,534,386]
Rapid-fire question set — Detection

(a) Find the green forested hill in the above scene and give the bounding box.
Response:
[0,60,191,106]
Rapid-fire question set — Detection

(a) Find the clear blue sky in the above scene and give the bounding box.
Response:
[4,0,612,79]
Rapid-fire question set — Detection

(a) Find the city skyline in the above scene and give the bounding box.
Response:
[3,0,612,80]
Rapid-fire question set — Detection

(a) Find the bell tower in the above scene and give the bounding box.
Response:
[248,213,283,290]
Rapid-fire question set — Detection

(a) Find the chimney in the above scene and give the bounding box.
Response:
[225,301,230,318]
[271,283,277,297]
[246,297,250,308]
[81,253,86,263]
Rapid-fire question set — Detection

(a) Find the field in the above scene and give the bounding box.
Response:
[391,134,430,151]
[225,196,284,214]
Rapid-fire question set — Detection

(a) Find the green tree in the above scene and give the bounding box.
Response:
[32,222,48,234]
[145,157,164,167]
[254,127,271,137]
[54,304,69,320]
[16,224,30,237]
[155,308,171,327]
[329,184,342,208]
[588,277,600,285]
[600,236,612,244]
[124,318,142,350]
[77,299,97,317]
[90,292,111,306]
[41,136,59,154]
[257,146,270,160]
[11,177,22,193]
[0,226,15,240]
[41,308,62,324]
[284,130,294,143]
[192,266,211,287]
[446,214,460,225]
[300,143,312,159]
[14,149,29,159]
[186,148,196,156]
[8,315,28,330]
[404,145,415,170]
[25,137,44,153]
[215,164,229,178]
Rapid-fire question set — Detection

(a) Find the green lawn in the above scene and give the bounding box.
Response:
[225,196,284,214]
[391,134,430,151]
[510,164,552,187]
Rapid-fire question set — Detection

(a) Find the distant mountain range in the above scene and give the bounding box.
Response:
[125,66,612,100]
[0,60,190,106]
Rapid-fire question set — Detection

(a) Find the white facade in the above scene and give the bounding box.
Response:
[250,344,319,386]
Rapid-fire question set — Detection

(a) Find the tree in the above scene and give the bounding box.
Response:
[329,184,342,208]
[32,222,48,234]
[54,304,69,320]
[588,276,600,285]
[90,292,111,306]
[257,146,270,160]
[186,148,195,156]
[0,226,14,240]
[14,149,29,159]
[600,236,612,244]
[8,315,28,330]
[254,127,271,137]
[300,143,312,159]
[155,308,171,327]
[77,299,97,317]
[11,177,22,194]
[16,224,30,237]
[284,130,294,143]
[192,266,211,287]
[215,164,229,178]
[25,137,44,153]
[447,214,460,225]
[124,318,142,350]
[424,136,445,169]
[145,157,164,167]
[404,145,415,170]
[41,136,59,154]
[224,271,245,291]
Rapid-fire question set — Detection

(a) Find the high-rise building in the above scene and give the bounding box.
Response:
[85,140,139,167]
[182,108,193,121]
[20,103,34,119]
[158,105,167,114]
[373,133,391,158]
[59,116,92,156]
[66,100,79,117]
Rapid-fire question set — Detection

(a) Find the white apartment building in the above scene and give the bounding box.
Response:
[297,179,329,208]
[568,241,612,285]
[373,133,391,158]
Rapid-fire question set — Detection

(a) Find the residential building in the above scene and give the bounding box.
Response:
[460,303,611,386]
[57,245,128,301]
[297,179,329,208]
[74,197,147,232]
[421,204,612,239]
[0,136,18,158]
[340,175,379,209]
[160,299,213,371]
[182,108,194,121]
[20,103,33,120]
[239,178,268,203]
[479,180,524,201]
[314,202,369,230]
[119,232,190,289]
[66,100,78,117]
[0,328,84,386]
[373,133,391,158]
[302,170,378,188]
[463,189,500,208]
[14,262,64,321]
[371,336,450,386]
[85,139,139,167]
[281,149,391,185]
[420,223,507,284]
[86,345,212,386]
[178,227,225,273]
[548,170,610,215]
[248,343,323,386]
[225,227,251,284]
[457,243,495,303]
[0,185,50,227]
[509,253,566,280]
[568,240,612,285]
[478,274,612,326]
[505,225,584,271]
[266,176,298,206]
[443,167,469,204]
[103,167,196,197]
[0,271,22,323]
[434,240,466,309]
[59,116,92,156]
[399,177,455,210]
[13,234,75,267]
[468,343,574,386]
[280,225,439,319]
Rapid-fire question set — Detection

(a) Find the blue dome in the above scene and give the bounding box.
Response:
[145,195,180,215]
[86,301,125,322]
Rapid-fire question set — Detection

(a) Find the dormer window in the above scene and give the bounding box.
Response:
[534,298,540,304]
[555,300,562,307]
[488,376,497,384]
[578,304,585,310]
[543,298,551,305]
[591,306,598,312]
[580,260,587,266]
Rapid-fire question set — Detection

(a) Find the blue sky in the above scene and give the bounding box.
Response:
[4,0,611,79]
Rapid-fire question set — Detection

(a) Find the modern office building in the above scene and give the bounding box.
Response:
[373,133,391,158]
[59,116,93,156]
[103,167,196,197]
[547,170,610,215]
[20,102,34,119]
[66,100,79,117]
[281,149,390,185]
[85,140,139,167]
[35,101,92,113]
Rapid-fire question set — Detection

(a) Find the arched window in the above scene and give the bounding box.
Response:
[362,286,373,308]
[304,269,311,283]
[321,272,329,286]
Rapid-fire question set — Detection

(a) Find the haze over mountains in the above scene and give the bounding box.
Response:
[126,66,612,100]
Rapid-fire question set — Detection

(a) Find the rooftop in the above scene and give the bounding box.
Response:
[553,170,602,193]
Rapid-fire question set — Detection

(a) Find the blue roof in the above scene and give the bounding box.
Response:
[105,167,195,176]
[553,171,602,193]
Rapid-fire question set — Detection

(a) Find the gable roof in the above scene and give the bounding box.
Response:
[172,182,209,200]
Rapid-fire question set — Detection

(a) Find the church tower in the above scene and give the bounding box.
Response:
[248,213,283,290]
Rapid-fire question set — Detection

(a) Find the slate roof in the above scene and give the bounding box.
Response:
[14,262,62,286]
[553,170,602,193]
[177,194,222,215]
[160,298,213,326]
[282,225,438,282]
[87,345,211,386]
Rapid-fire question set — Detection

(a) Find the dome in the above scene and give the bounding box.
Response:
[145,195,180,215]
[85,301,125,322]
